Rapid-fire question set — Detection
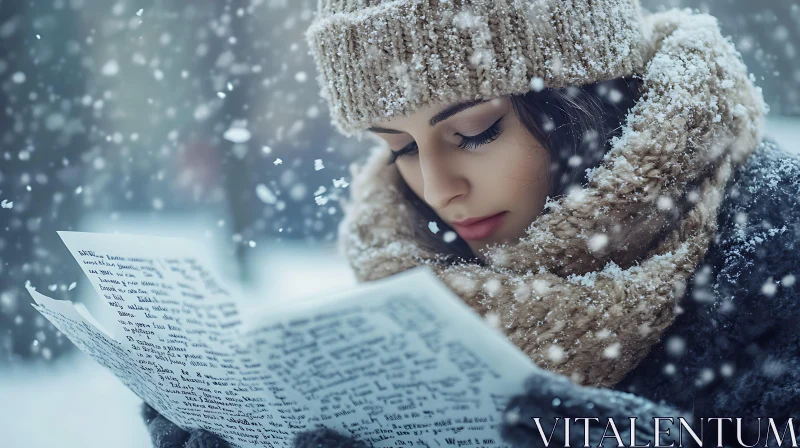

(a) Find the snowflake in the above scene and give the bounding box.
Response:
[547,344,565,363]
[504,408,521,425]
[289,184,306,201]
[101,60,120,77]
[484,312,500,329]
[695,368,715,387]
[483,278,502,297]
[513,283,531,302]
[720,363,735,377]
[587,233,609,252]
[781,274,796,287]
[529,77,545,92]
[595,328,612,339]
[602,342,621,359]
[255,184,277,204]
[223,127,251,143]
[761,277,778,297]
[532,279,551,295]
[666,336,686,357]
[332,177,349,188]
[567,155,583,167]
[453,10,479,29]
[657,195,674,211]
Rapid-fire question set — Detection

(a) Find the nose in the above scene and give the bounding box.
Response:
[418,144,468,210]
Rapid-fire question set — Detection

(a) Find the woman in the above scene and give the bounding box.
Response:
[142,1,800,447]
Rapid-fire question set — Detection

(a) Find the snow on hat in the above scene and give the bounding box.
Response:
[305,0,648,136]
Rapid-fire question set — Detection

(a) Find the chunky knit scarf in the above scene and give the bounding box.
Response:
[336,9,766,388]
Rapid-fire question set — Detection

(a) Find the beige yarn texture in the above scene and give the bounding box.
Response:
[334,9,767,388]
[306,0,647,136]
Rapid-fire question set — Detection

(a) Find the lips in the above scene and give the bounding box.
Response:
[450,212,508,241]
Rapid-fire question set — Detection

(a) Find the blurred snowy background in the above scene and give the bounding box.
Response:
[0,0,797,447]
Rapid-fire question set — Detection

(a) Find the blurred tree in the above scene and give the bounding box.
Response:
[0,0,93,363]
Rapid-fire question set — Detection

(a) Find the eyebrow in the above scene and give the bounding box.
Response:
[367,98,488,134]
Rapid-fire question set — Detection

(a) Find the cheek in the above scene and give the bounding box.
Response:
[476,128,550,242]
[479,132,549,202]
[397,163,425,199]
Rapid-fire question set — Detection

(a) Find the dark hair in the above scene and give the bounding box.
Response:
[397,76,643,266]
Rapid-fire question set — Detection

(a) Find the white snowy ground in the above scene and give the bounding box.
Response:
[0,116,795,448]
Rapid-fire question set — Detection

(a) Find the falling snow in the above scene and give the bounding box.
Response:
[255,184,277,204]
[529,77,545,92]
[1,2,799,447]
[223,127,251,143]
[332,177,349,188]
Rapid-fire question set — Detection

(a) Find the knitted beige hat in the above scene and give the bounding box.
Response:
[306,0,648,136]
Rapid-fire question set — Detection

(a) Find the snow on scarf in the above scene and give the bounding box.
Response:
[336,9,767,388]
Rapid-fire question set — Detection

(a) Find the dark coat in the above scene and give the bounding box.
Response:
[144,140,800,448]
[612,139,800,447]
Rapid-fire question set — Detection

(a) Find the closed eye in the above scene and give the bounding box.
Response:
[456,116,503,150]
[386,116,505,166]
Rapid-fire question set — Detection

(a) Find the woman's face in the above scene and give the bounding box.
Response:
[369,97,551,258]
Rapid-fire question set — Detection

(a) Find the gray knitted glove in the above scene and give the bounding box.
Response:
[499,370,690,447]
[140,402,370,448]
[141,403,230,448]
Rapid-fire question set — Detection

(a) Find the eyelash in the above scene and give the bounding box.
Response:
[386,117,504,165]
